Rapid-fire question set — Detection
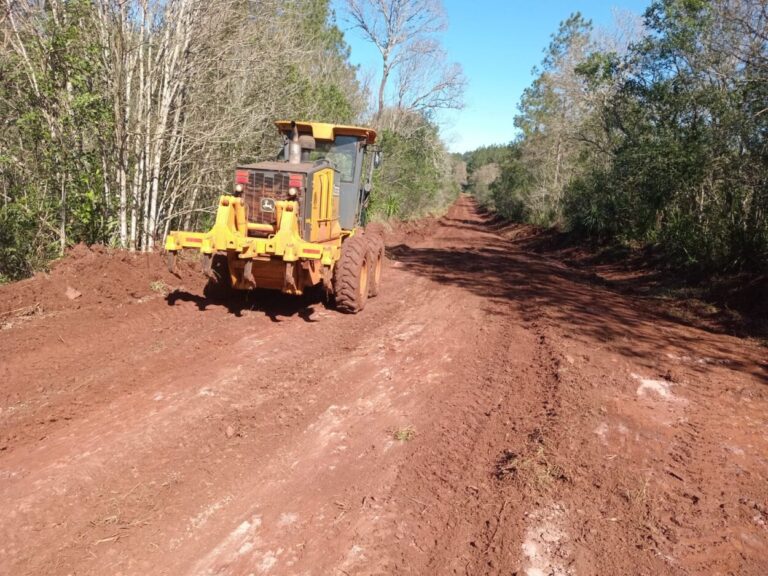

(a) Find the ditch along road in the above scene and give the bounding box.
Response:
[1,195,767,576]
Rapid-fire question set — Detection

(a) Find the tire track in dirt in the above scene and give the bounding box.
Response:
[1,195,767,575]
[2,289,393,573]
[345,200,577,575]
[355,197,767,575]
[182,283,471,576]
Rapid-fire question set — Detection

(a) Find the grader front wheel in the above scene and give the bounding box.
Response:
[333,234,370,313]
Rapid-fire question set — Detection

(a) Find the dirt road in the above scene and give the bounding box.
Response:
[1,196,766,575]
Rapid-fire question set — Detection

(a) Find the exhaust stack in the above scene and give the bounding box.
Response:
[288,121,301,165]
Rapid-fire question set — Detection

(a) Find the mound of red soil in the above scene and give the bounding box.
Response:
[0,244,204,320]
[378,216,440,246]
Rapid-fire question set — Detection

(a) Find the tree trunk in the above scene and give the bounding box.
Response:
[60,178,66,254]
[377,56,390,119]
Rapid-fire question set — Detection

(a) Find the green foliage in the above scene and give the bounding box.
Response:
[461,144,513,209]
[282,0,362,125]
[369,112,458,220]
[1,0,111,279]
[0,0,368,279]
[490,144,533,221]
[463,145,511,174]
[566,0,767,270]
[488,0,768,273]
[0,200,58,281]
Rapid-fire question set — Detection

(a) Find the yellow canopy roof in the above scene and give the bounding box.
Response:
[275,121,376,145]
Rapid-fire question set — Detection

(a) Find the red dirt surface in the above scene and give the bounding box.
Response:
[499,223,768,340]
[1,196,766,575]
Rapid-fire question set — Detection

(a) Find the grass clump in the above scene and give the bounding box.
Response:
[392,426,416,442]
[150,280,168,295]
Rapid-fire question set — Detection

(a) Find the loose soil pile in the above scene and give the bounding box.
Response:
[1,244,204,322]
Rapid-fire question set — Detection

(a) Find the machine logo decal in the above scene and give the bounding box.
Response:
[261,198,275,212]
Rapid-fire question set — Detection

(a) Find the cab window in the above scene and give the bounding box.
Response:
[310,136,358,182]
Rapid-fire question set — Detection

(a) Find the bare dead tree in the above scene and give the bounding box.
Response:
[343,0,464,120]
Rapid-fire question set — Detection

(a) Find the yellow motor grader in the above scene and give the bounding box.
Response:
[165,121,384,313]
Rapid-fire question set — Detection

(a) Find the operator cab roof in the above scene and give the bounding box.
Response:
[275,121,377,145]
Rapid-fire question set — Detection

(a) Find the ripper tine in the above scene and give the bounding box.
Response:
[166,251,177,274]
[243,259,256,286]
[201,253,214,279]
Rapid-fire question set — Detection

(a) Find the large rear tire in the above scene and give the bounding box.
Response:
[333,234,369,313]
[366,234,384,297]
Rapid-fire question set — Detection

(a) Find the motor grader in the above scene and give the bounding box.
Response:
[165,120,384,313]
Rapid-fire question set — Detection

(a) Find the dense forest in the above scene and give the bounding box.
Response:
[466,0,767,273]
[0,0,463,281]
[4,0,766,281]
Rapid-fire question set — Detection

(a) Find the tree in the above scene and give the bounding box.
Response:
[343,0,464,122]
[461,144,512,208]
[0,0,463,279]
[507,13,596,225]
[370,111,458,220]
[488,0,767,272]
[0,0,365,279]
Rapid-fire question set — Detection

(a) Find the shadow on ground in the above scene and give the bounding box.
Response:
[388,211,767,385]
[166,285,326,323]
[502,220,768,341]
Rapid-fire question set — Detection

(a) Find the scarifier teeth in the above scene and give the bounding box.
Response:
[243,260,255,286]
[166,251,177,274]
[201,253,214,279]
[284,262,297,292]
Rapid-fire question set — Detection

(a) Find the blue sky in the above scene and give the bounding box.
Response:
[335,0,650,153]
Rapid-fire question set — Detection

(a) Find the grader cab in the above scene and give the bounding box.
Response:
[165,121,384,313]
